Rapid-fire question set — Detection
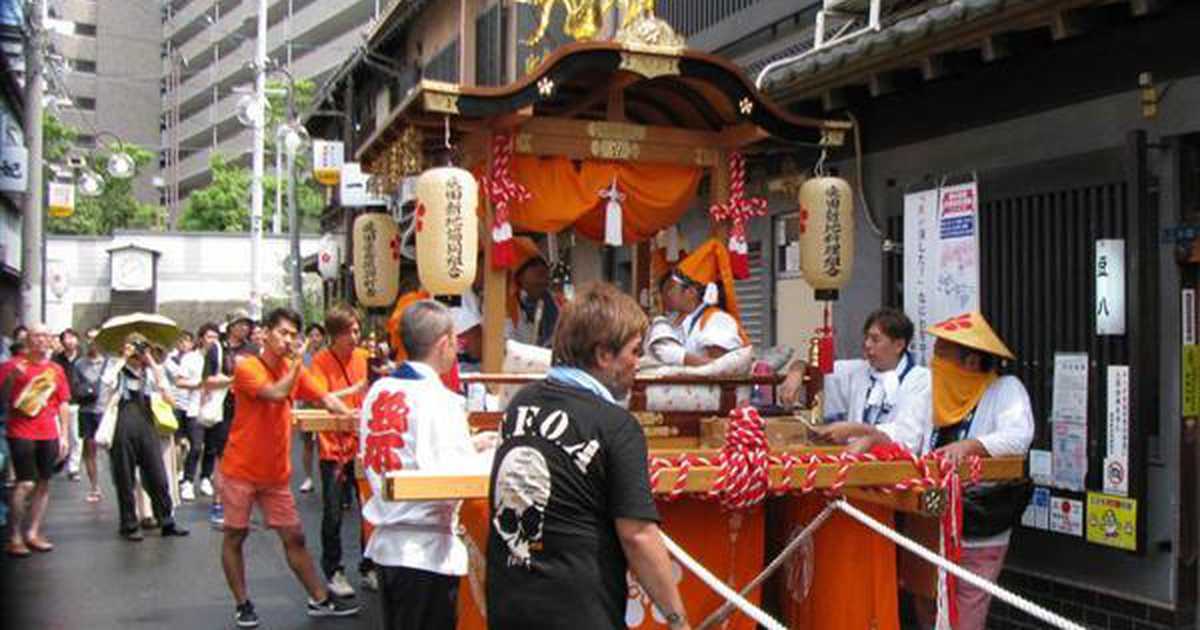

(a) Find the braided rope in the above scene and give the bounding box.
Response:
[482,134,531,268]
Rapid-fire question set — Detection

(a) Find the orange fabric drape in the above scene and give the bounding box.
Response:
[783,495,900,630]
[506,156,701,244]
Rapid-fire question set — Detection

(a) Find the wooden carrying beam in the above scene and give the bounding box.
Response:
[293,409,356,432]
[385,456,1025,501]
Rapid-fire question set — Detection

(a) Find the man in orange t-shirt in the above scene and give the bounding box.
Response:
[217,307,360,627]
[307,304,371,598]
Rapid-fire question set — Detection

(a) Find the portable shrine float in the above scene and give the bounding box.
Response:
[298,10,1030,630]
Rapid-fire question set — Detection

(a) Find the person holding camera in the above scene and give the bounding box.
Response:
[71,328,109,503]
[100,334,190,541]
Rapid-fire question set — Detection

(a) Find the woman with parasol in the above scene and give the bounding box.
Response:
[95,314,191,540]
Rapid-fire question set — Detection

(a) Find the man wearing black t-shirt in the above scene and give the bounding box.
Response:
[486,283,690,630]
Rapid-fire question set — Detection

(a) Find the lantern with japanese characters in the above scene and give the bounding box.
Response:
[415,166,479,298]
[798,176,854,300]
[352,213,401,308]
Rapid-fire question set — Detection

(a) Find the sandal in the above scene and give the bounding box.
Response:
[6,541,31,557]
[85,490,102,503]
[25,536,54,552]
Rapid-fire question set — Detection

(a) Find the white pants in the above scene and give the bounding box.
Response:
[66,404,81,475]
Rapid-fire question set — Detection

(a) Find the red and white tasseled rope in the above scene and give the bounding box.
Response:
[708,152,767,280]
[708,406,772,510]
[645,408,984,514]
[482,133,531,269]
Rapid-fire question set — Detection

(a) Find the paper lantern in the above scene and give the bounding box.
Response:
[317,233,341,281]
[415,166,479,297]
[798,176,854,300]
[353,213,401,307]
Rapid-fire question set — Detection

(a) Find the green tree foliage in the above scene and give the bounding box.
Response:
[43,113,161,235]
[177,77,326,233]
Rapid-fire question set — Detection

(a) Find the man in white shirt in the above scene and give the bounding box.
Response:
[359,300,496,629]
[658,239,748,366]
[780,308,931,454]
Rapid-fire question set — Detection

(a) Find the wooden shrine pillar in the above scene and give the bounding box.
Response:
[709,149,730,240]
[480,131,508,372]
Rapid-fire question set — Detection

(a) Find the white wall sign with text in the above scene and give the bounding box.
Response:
[1104,365,1130,496]
[1095,239,1126,335]
[903,182,980,365]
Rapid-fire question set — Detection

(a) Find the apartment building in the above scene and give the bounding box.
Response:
[40,1,161,207]
[161,0,387,225]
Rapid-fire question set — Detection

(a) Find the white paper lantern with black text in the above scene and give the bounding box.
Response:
[415,166,479,298]
[352,213,401,307]
[798,176,854,300]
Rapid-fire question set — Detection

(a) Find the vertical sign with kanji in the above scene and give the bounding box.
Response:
[1095,239,1126,335]
[903,188,939,365]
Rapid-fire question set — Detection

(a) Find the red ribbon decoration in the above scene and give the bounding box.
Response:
[709,152,767,279]
[483,134,531,269]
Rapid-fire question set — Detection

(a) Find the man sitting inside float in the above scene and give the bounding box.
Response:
[650,238,748,367]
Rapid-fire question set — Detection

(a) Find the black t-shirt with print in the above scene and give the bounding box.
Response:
[486,380,659,630]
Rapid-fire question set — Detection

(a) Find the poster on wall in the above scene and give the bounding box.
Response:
[1051,352,1089,424]
[1052,420,1087,492]
[904,182,980,365]
[1021,486,1050,530]
[1104,365,1130,496]
[1185,345,1200,417]
[1050,497,1084,537]
[1086,492,1137,551]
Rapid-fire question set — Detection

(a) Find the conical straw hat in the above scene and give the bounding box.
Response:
[926,311,1015,360]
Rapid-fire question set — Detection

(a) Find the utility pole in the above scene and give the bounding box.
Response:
[249,0,266,320]
[21,0,45,324]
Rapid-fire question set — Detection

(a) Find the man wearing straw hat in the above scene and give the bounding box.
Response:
[921,311,1034,630]
[486,282,690,630]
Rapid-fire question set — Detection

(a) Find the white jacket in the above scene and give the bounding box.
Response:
[824,355,932,455]
[359,361,492,575]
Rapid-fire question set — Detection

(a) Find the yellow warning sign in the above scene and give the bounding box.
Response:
[1185,345,1200,417]
[1086,492,1137,551]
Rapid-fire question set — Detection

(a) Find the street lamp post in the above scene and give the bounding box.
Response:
[270,64,308,315]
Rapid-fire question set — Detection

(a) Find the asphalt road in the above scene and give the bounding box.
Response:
[2,442,382,630]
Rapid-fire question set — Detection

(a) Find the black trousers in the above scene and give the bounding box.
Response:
[182,417,230,483]
[109,400,174,532]
[320,459,360,577]
[378,565,459,630]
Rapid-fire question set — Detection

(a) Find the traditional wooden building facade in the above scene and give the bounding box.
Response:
[307,1,1200,628]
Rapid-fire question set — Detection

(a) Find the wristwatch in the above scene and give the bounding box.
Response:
[663,611,686,628]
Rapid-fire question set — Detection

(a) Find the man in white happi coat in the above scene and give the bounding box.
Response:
[359,300,496,630]
[780,307,930,454]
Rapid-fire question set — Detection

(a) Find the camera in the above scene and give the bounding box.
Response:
[132,340,151,355]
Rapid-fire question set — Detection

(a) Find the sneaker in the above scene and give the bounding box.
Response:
[234,600,260,628]
[209,504,225,529]
[67,471,80,482]
[199,477,214,497]
[327,570,355,598]
[307,596,360,618]
[180,481,195,502]
[299,477,314,493]
[361,569,379,592]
